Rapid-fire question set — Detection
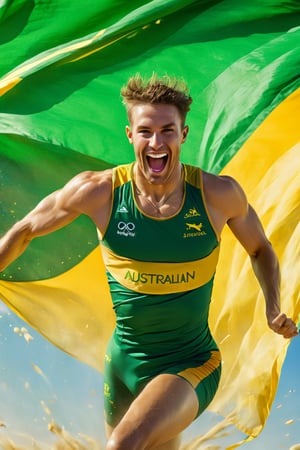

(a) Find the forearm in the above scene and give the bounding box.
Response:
[0,221,32,271]
[250,241,281,324]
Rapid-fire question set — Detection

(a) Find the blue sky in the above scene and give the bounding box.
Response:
[0,300,299,449]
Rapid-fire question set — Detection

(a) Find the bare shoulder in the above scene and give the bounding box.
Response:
[202,171,249,228]
[64,169,113,194]
[59,169,113,215]
[203,171,244,195]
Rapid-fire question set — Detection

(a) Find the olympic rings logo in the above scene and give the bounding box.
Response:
[117,222,135,232]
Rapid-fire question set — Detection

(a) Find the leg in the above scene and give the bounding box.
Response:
[106,423,181,450]
[106,424,181,450]
[105,373,199,450]
[152,435,181,450]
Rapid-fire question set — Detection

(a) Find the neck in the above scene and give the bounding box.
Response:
[134,162,182,194]
[132,164,184,216]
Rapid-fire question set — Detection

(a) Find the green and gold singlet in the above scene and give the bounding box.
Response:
[100,163,222,426]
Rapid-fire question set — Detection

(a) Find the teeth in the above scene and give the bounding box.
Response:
[147,153,167,159]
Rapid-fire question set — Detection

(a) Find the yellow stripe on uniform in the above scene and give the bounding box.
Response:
[100,244,220,294]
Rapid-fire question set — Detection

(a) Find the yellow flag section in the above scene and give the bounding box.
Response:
[0,90,299,446]
[206,87,300,444]
[0,247,115,372]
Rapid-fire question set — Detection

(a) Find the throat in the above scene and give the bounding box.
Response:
[132,163,184,216]
[133,179,184,217]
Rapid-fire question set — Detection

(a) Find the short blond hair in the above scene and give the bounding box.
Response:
[121,73,192,124]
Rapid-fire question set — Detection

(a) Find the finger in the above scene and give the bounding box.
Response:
[283,329,299,339]
[280,319,299,338]
[271,313,288,332]
[270,315,299,338]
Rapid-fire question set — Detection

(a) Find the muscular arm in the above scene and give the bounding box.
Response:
[228,205,292,335]
[0,189,80,271]
[0,170,112,272]
[204,173,298,339]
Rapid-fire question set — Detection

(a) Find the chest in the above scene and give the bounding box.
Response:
[102,182,218,262]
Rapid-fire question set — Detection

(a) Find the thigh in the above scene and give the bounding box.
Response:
[178,349,222,417]
[103,350,135,428]
[106,426,181,450]
[106,373,199,450]
[152,435,181,450]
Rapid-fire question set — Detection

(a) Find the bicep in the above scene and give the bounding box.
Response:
[227,204,269,256]
[24,190,79,238]
[212,175,269,256]
[15,170,111,240]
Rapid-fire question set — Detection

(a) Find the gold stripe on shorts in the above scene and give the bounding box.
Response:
[177,350,221,388]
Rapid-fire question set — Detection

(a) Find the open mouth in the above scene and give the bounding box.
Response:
[146,153,168,173]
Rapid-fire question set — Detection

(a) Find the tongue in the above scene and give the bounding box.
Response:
[148,156,166,173]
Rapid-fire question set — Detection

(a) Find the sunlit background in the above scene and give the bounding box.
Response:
[0,299,299,449]
[1,1,299,448]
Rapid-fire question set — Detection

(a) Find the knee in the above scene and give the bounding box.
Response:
[106,430,144,450]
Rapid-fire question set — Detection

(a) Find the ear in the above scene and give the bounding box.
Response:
[125,125,133,144]
[181,125,189,143]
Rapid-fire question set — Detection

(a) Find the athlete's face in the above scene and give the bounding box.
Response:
[126,103,188,185]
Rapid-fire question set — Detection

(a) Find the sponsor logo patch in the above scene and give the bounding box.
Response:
[117,221,135,237]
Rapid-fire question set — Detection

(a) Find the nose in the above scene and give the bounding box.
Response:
[149,132,163,149]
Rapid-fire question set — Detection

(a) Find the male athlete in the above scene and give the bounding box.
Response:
[0,74,298,450]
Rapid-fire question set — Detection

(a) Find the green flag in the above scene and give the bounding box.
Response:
[0,0,299,447]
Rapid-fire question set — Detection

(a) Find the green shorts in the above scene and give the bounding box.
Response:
[103,335,222,426]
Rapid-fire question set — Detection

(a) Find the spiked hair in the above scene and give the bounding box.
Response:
[121,73,192,125]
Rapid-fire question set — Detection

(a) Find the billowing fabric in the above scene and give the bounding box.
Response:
[0,0,299,447]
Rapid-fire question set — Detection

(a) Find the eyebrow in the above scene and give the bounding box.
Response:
[162,122,176,128]
[136,122,176,130]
